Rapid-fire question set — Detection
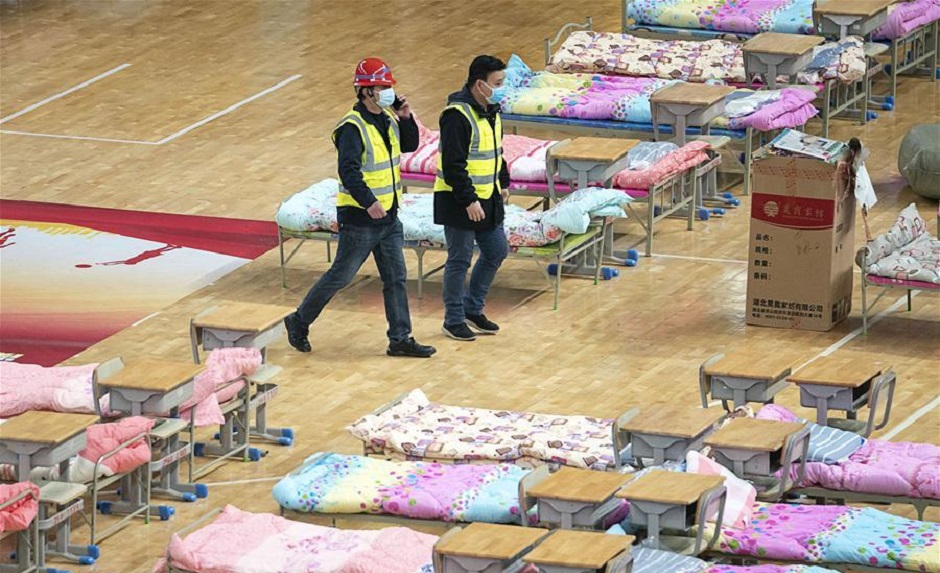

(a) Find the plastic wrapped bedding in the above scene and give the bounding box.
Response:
[899,124,940,199]
[627,142,679,170]
[276,180,631,248]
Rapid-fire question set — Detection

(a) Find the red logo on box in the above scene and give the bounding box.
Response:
[751,193,834,230]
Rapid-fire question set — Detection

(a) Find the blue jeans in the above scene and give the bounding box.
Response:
[296,220,412,343]
[442,225,509,327]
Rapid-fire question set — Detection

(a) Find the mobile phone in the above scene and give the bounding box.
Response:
[392,96,404,111]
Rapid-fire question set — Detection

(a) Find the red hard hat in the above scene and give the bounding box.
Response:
[353,58,396,87]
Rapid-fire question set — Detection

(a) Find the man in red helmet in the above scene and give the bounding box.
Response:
[283,58,435,358]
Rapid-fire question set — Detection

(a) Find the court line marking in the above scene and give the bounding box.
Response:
[0,129,157,145]
[882,396,940,440]
[0,74,302,146]
[0,63,132,125]
[793,291,921,373]
[154,74,302,145]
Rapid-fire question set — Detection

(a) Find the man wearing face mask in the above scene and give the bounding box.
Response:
[283,57,436,358]
[434,55,511,342]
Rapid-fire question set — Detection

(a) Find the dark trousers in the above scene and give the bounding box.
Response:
[296,219,411,343]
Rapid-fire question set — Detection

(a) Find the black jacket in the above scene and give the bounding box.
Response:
[433,85,511,230]
[334,102,419,226]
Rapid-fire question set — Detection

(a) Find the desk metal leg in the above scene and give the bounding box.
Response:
[815,398,830,426]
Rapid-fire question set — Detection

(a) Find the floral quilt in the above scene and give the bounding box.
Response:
[346,389,620,470]
[862,203,940,284]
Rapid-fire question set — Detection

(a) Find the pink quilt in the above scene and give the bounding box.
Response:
[0,362,106,417]
[71,416,154,483]
[178,347,261,427]
[613,141,711,190]
[0,482,40,534]
[727,89,818,131]
[874,0,940,40]
[757,405,940,499]
[153,505,436,573]
[402,120,709,191]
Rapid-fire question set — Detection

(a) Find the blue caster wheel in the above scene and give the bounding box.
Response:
[698,208,710,221]
[193,442,206,457]
[248,447,263,462]
[281,428,295,440]
[195,483,209,499]
[624,259,637,268]
[626,249,639,262]
[720,192,734,199]
[277,436,293,446]
[97,501,112,515]
[212,432,220,440]
[86,546,100,560]
[653,205,662,217]
[884,63,893,75]
[886,96,895,105]
[866,111,878,121]
[738,152,746,165]
[8,551,15,560]
[713,208,726,216]
[881,102,893,111]
[78,556,95,565]
[546,263,559,276]
[182,492,197,502]
[935,68,940,79]
[726,198,741,207]
[47,569,72,573]
[600,267,616,280]
[158,505,174,521]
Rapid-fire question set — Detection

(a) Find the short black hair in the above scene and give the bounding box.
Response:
[467,55,506,86]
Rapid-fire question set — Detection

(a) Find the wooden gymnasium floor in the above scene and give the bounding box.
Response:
[1,1,938,571]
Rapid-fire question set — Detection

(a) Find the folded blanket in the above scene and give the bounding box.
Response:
[863,203,940,284]
[874,0,940,40]
[0,482,40,534]
[0,362,108,417]
[71,416,154,483]
[613,141,711,190]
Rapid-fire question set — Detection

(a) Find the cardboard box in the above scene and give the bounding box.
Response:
[746,152,855,331]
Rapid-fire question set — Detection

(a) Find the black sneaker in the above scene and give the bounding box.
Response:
[387,337,436,358]
[442,323,477,341]
[283,313,311,353]
[465,313,499,334]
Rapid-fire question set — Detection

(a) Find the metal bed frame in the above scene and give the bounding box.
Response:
[856,246,940,334]
[546,15,867,138]
[277,216,608,311]
[621,0,939,109]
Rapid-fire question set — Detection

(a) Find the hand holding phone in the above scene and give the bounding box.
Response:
[392,95,411,118]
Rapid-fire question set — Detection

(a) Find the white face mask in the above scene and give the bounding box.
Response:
[375,87,396,108]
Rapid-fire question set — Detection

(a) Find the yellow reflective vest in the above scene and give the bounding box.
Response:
[332,109,402,210]
[433,102,503,200]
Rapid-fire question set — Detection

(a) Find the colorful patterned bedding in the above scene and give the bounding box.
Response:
[874,0,940,40]
[711,502,940,571]
[633,547,838,573]
[756,404,940,499]
[346,389,620,471]
[626,0,815,35]
[0,482,40,534]
[273,452,530,523]
[501,55,818,130]
[276,179,631,248]
[546,32,865,84]
[626,0,939,40]
[861,203,940,285]
[402,120,711,190]
[152,505,436,573]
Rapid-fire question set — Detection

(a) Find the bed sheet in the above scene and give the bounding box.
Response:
[347,389,620,471]
[153,505,436,573]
